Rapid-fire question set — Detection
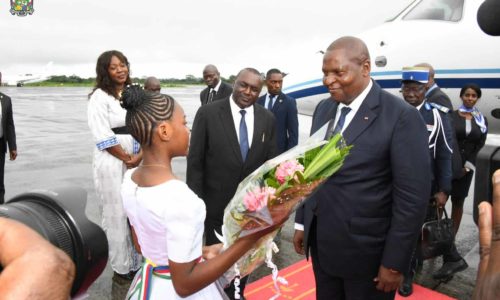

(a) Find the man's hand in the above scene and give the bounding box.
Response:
[473,170,500,299]
[373,265,402,293]
[9,150,17,161]
[293,230,305,255]
[435,191,448,207]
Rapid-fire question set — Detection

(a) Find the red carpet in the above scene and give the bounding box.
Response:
[245,259,456,300]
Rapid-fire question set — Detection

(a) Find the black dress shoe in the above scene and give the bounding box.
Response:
[433,258,468,280]
[398,274,414,297]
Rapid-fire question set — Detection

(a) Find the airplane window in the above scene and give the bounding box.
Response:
[403,0,463,22]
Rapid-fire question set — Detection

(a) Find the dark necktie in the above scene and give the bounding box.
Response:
[267,95,275,110]
[325,106,352,139]
[239,110,249,161]
[207,89,216,103]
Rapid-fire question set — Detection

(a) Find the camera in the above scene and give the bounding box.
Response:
[0,187,108,297]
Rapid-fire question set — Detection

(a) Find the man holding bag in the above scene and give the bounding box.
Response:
[399,67,459,296]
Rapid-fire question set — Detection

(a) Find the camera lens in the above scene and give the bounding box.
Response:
[0,187,108,297]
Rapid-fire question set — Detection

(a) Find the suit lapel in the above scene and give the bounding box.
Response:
[271,93,284,112]
[342,84,379,145]
[218,100,244,163]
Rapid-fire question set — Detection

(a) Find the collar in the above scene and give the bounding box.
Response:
[417,100,426,111]
[339,79,373,112]
[212,80,222,92]
[425,83,438,97]
[229,95,254,115]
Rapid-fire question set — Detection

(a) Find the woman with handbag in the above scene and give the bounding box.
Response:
[450,83,488,234]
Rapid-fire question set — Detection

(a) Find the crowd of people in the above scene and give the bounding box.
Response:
[0,35,499,300]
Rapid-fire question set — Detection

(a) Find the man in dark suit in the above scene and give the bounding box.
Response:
[200,64,233,106]
[0,89,17,204]
[415,63,453,110]
[187,67,277,299]
[293,36,431,299]
[257,68,298,154]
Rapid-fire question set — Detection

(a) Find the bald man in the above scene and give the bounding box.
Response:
[415,63,453,110]
[144,76,161,93]
[293,36,430,299]
[200,64,233,105]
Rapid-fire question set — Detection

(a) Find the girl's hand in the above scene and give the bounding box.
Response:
[202,243,223,260]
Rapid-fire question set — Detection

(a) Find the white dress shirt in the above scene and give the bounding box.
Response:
[229,95,254,148]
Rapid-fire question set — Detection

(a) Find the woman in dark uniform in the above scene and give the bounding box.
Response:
[450,83,487,234]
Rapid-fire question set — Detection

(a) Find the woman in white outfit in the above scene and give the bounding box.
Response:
[119,86,287,299]
[87,50,142,279]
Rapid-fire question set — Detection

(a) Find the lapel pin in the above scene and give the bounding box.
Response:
[364,116,369,120]
[279,99,283,103]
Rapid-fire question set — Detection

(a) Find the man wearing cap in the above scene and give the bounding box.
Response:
[398,67,460,296]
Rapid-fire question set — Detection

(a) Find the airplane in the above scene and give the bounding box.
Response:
[1,61,54,87]
[283,0,500,141]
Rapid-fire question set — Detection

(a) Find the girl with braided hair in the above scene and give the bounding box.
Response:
[120,85,287,299]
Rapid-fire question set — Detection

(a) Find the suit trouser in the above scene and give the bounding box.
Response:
[310,218,396,300]
[0,137,5,204]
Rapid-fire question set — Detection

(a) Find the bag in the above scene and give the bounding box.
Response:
[421,204,454,259]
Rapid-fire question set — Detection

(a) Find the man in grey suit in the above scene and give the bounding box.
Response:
[293,36,431,299]
[187,68,277,299]
[200,64,233,105]
[0,83,17,204]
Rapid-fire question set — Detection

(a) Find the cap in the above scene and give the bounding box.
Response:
[401,67,430,84]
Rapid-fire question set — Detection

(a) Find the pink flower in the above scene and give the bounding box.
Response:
[243,187,276,212]
[275,160,305,184]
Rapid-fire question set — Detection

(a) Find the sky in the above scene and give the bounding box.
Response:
[0,0,413,79]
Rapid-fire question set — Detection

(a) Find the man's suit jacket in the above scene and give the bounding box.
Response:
[427,86,453,110]
[187,97,278,223]
[257,92,299,154]
[0,93,16,153]
[199,81,233,105]
[295,82,431,279]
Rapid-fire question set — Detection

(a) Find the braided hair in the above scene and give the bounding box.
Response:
[120,85,175,146]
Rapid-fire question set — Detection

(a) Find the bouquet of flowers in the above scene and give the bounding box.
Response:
[218,124,352,298]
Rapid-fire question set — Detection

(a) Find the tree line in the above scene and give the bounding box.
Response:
[31,74,236,86]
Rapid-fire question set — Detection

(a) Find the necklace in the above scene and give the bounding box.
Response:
[139,164,169,169]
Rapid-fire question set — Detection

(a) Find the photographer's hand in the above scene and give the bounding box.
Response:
[0,218,75,300]
[474,169,500,300]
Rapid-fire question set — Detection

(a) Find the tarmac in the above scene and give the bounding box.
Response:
[1,87,479,299]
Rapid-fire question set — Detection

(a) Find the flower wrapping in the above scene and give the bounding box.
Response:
[218,123,352,286]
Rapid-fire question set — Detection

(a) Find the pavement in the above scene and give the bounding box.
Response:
[1,87,479,299]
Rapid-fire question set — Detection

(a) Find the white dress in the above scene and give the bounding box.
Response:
[121,171,224,299]
[87,88,141,274]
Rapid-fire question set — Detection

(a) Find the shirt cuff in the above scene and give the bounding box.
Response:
[96,136,119,151]
[294,223,304,231]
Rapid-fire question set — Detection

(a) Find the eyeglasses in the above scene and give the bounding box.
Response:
[400,85,425,93]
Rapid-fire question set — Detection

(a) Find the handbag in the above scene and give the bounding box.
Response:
[420,204,454,260]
